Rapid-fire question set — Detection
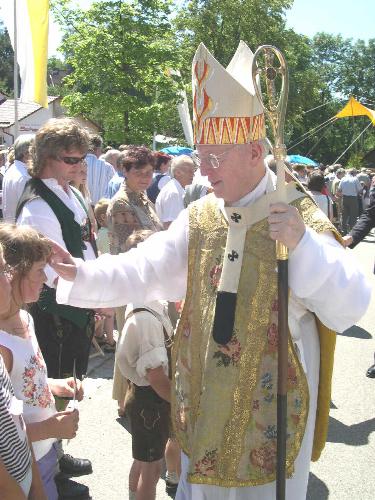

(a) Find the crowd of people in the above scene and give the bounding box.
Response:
[0,123,199,500]
[0,40,373,500]
[267,159,375,235]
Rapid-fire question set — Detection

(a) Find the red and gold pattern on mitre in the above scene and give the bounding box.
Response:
[192,41,266,145]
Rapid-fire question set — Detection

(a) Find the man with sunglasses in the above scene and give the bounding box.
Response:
[53,43,370,500]
[16,118,95,500]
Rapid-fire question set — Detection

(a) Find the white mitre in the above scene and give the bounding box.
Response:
[192,41,266,145]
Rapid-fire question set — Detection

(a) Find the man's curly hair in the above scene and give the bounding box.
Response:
[29,117,89,177]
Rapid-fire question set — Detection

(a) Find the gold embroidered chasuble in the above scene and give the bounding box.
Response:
[171,187,340,487]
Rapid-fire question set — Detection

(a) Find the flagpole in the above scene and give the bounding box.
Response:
[13,0,19,140]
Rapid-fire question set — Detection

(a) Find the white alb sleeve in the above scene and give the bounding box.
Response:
[57,208,189,308]
[288,227,371,332]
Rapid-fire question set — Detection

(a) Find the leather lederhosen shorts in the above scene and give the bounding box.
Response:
[126,383,170,462]
[29,303,95,380]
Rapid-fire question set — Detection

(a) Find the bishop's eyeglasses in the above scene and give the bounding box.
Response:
[191,144,240,169]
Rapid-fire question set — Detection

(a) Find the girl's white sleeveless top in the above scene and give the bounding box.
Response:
[0,311,57,461]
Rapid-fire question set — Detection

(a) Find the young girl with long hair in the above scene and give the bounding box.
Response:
[0,224,82,499]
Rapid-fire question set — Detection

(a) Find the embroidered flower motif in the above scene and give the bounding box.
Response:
[213,334,241,367]
[294,397,302,411]
[264,393,274,404]
[194,449,218,477]
[209,257,222,290]
[261,372,273,390]
[175,392,189,431]
[264,425,277,440]
[271,299,278,312]
[23,381,37,399]
[266,323,278,353]
[38,385,53,407]
[24,367,36,379]
[291,414,300,426]
[22,351,54,408]
[177,406,188,432]
[250,442,277,475]
[35,349,45,368]
[287,364,298,389]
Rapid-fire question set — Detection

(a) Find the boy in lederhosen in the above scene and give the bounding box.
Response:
[116,229,180,500]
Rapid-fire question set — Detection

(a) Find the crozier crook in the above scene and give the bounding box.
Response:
[252,45,290,500]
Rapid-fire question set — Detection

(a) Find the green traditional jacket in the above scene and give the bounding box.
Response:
[16,178,92,328]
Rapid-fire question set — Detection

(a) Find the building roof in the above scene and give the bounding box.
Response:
[0,96,60,128]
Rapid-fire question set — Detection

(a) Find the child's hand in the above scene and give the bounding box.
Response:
[65,377,84,401]
[48,409,79,439]
[49,377,84,401]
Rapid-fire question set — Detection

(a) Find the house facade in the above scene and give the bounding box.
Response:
[0,96,100,146]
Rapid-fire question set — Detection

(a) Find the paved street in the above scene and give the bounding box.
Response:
[66,233,375,500]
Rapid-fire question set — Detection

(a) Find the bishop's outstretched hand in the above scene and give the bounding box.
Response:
[49,240,78,282]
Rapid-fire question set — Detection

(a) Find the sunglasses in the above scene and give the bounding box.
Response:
[57,155,86,165]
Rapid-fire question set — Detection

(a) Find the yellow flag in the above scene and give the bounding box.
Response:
[3,0,49,108]
[336,96,375,125]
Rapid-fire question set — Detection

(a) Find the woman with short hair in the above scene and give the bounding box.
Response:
[107,146,163,416]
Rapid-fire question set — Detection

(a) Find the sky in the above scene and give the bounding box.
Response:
[286,0,375,41]
[1,0,374,56]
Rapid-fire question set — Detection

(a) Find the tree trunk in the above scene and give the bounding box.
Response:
[123,110,130,143]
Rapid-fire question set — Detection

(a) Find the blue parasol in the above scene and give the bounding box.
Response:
[160,146,193,156]
[287,154,318,166]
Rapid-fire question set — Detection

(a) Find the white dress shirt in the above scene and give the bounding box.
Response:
[308,191,333,218]
[17,178,96,287]
[155,173,171,191]
[85,153,115,205]
[2,160,31,222]
[116,300,173,386]
[155,177,186,223]
[338,175,361,196]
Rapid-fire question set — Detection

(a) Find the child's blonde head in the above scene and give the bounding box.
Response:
[94,198,110,226]
[0,223,51,279]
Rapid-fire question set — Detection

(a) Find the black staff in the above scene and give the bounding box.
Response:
[252,45,289,500]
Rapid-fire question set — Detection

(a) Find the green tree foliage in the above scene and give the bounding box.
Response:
[174,0,293,70]
[50,0,374,163]
[175,1,337,161]
[312,34,375,103]
[304,34,375,164]
[51,0,183,144]
[0,21,14,94]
